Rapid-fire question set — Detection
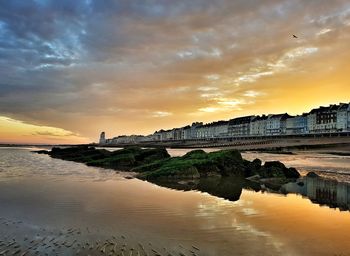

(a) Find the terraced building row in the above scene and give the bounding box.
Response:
[100,103,350,144]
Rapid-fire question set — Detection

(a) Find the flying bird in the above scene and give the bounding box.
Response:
[293,34,298,38]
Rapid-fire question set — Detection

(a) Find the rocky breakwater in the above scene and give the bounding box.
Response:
[134,149,300,190]
[36,146,171,170]
[36,147,300,191]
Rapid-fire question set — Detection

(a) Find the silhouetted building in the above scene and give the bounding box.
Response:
[99,132,106,144]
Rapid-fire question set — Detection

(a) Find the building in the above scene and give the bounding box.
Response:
[99,132,106,144]
[195,124,210,139]
[250,115,268,136]
[109,135,145,144]
[98,102,349,144]
[156,129,174,141]
[228,116,256,137]
[266,114,290,136]
[337,103,350,132]
[196,121,228,139]
[173,128,184,140]
[286,114,308,135]
[182,123,203,140]
[308,104,339,133]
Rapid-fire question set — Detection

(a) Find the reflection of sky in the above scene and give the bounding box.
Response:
[1,148,350,255]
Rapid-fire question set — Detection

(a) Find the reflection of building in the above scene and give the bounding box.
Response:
[305,177,350,211]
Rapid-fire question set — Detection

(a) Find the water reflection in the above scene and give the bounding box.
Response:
[155,175,350,212]
[154,177,242,201]
[284,176,350,211]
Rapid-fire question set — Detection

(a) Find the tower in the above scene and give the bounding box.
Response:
[99,132,106,144]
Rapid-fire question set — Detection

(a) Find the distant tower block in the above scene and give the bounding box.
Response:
[99,132,106,144]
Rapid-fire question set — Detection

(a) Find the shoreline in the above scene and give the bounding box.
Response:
[95,137,350,154]
[2,136,350,154]
[2,147,350,256]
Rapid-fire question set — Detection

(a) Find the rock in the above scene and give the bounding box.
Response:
[261,161,300,179]
[40,146,300,185]
[285,167,301,179]
[182,150,207,159]
[43,146,170,171]
[244,158,262,177]
[306,171,319,178]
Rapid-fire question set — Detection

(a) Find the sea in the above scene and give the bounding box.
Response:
[0,146,350,256]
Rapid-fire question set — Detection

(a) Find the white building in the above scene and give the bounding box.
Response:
[196,121,228,139]
[173,128,184,140]
[99,132,106,144]
[266,114,290,136]
[183,122,202,140]
[308,104,339,133]
[250,115,268,136]
[286,114,308,135]
[337,103,350,131]
[195,124,211,139]
[228,116,256,137]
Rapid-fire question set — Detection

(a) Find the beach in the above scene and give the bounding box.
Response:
[0,147,350,255]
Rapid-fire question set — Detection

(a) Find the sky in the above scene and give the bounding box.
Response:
[0,0,349,144]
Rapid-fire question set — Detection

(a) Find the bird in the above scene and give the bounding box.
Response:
[293,34,298,38]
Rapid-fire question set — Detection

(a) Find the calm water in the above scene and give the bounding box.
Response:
[0,147,350,255]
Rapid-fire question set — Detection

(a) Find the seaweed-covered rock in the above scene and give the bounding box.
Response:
[182,149,207,159]
[244,158,262,177]
[136,149,246,180]
[260,161,300,179]
[39,146,300,184]
[47,146,170,171]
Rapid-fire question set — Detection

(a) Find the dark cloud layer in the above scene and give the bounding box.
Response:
[0,0,350,141]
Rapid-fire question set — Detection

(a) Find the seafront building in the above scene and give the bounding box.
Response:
[265,114,290,136]
[250,115,268,136]
[99,132,106,144]
[228,116,255,137]
[286,114,308,135]
[100,102,350,144]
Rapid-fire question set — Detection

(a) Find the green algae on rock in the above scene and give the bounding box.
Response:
[134,149,300,181]
[36,147,300,184]
[39,146,170,171]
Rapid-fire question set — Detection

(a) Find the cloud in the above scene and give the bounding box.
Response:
[317,28,332,36]
[243,90,262,97]
[33,131,77,137]
[0,0,350,142]
[198,107,220,113]
[0,116,87,144]
[152,111,173,118]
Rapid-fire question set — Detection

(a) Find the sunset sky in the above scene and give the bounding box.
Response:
[0,0,349,144]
